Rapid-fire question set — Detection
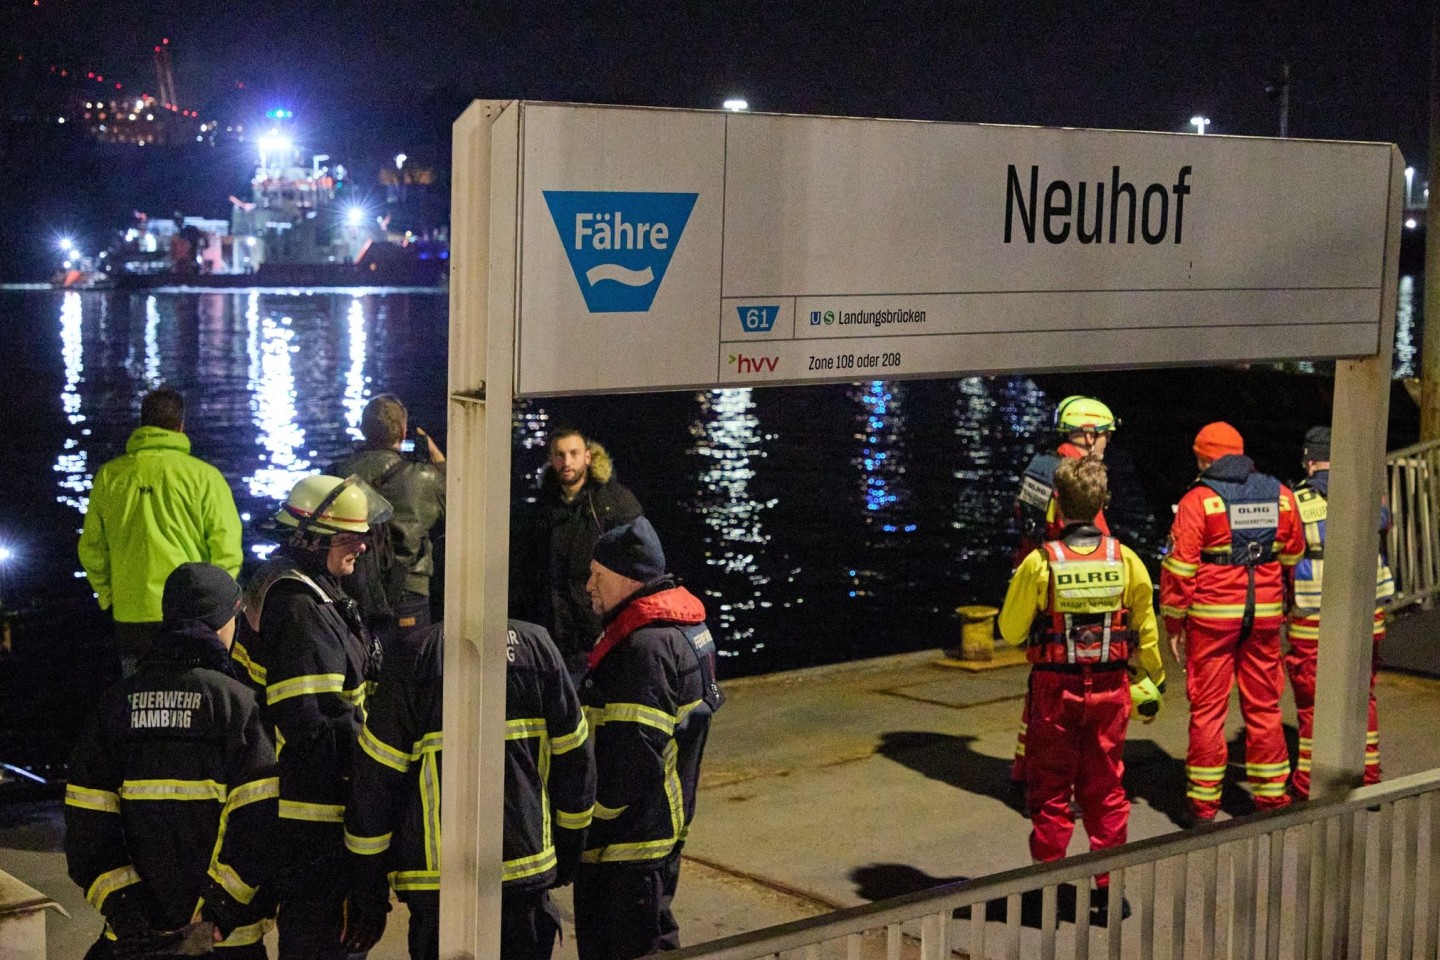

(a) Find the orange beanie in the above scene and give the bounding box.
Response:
[1193,421,1244,460]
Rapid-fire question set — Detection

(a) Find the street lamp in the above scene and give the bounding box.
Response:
[1406,166,1415,206]
[722,98,749,112]
[1189,115,1211,135]
[58,237,74,252]
[0,543,13,610]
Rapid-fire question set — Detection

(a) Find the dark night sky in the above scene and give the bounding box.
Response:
[5,1,1435,174]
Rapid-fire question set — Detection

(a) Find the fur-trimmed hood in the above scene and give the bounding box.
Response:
[539,440,617,492]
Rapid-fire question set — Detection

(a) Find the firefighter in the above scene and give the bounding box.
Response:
[999,456,1164,920]
[1161,422,1304,823]
[575,517,723,960]
[242,474,392,959]
[1010,396,1119,790]
[65,562,278,959]
[341,620,595,960]
[1285,426,1395,798]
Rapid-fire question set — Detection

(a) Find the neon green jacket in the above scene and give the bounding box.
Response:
[78,427,243,623]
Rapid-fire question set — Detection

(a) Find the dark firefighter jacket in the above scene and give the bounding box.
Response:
[581,581,721,866]
[511,442,643,658]
[343,621,596,896]
[64,621,280,948]
[330,447,446,597]
[236,550,374,861]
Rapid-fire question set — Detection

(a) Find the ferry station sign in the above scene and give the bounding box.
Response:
[510,102,1398,396]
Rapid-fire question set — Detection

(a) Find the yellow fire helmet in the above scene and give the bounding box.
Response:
[273,474,393,537]
[1055,396,1118,435]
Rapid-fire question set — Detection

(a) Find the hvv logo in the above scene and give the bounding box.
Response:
[543,191,698,313]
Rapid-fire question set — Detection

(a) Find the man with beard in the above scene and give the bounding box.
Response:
[239,474,392,958]
[512,428,642,679]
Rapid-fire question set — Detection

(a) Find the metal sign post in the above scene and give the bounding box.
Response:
[444,99,1402,958]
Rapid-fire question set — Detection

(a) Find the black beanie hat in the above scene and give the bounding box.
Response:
[1303,426,1332,464]
[162,562,242,630]
[592,516,667,583]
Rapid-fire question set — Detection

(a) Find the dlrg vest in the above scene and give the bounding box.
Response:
[1029,535,1133,665]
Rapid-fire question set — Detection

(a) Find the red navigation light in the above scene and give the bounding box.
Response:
[115,82,122,89]
[162,38,169,44]
[87,72,94,78]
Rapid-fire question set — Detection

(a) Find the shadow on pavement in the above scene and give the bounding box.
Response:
[850,863,1085,926]
[875,731,1027,816]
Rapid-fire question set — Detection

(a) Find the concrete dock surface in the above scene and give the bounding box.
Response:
[6,644,1440,958]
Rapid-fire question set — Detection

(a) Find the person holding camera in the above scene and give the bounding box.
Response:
[331,393,446,638]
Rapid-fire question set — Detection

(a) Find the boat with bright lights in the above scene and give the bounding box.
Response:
[78,123,447,288]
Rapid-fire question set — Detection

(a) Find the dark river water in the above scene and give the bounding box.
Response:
[0,282,1424,764]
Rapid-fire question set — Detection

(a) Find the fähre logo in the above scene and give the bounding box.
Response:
[728,353,778,374]
[543,190,698,313]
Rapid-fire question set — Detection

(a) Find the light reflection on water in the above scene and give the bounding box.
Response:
[688,388,775,654]
[13,282,1426,677]
[1395,275,1417,379]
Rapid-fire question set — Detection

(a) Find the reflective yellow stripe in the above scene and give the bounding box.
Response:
[413,731,442,755]
[589,702,676,736]
[65,784,120,814]
[339,685,367,705]
[86,864,141,910]
[224,777,278,812]
[279,800,345,822]
[218,918,271,947]
[359,726,411,773]
[266,673,345,704]
[1162,556,1198,578]
[503,846,557,883]
[1278,551,1304,565]
[555,806,594,830]
[1187,765,1227,779]
[1161,605,1189,620]
[1289,622,1321,640]
[207,862,258,905]
[1252,782,1289,797]
[1189,602,1284,619]
[1246,762,1291,777]
[1187,784,1223,801]
[390,870,440,892]
[419,750,440,870]
[581,836,677,863]
[592,802,628,820]
[230,641,267,686]
[345,830,392,856]
[1297,759,1312,772]
[120,779,227,802]
[506,717,547,740]
[551,713,589,755]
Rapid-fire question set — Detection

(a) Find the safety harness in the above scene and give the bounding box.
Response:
[1195,470,1282,642]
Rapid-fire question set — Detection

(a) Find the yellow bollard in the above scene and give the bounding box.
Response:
[952,604,1000,662]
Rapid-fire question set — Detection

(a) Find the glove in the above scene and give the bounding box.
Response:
[105,889,157,941]
[553,831,586,887]
[1129,676,1162,723]
[341,866,391,952]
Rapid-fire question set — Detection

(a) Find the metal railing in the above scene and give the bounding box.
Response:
[1386,438,1440,610]
[668,770,1440,960]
